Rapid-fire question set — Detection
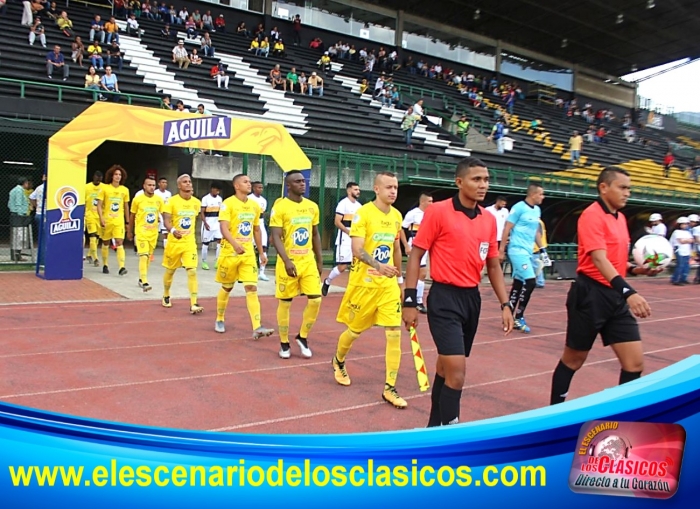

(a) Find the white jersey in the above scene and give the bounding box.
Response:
[248,193,268,220]
[670,229,693,257]
[154,189,171,232]
[402,207,424,247]
[485,205,509,241]
[201,193,223,229]
[692,225,700,242]
[335,197,361,245]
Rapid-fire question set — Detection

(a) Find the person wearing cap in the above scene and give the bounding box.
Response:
[172,40,190,68]
[670,217,693,285]
[645,213,666,237]
[308,72,323,96]
[215,14,226,32]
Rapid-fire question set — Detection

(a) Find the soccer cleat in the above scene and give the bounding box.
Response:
[321,280,330,297]
[202,261,210,270]
[382,384,408,409]
[102,265,109,274]
[94,258,100,267]
[258,272,270,282]
[119,268,128,276]
[138,279,143,288]
[279,343,291,359]
[295,335,313,358]
[162,296,172,308]
[332,356,351,386]
[86,256,93,265]
[253,326,275,340]
[417,304,428,314]
[514,317,531,333]
[214,321,226,333]
[142,283,152,293]
[190,303,204,314]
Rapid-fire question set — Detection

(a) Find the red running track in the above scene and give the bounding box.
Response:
[1,278,699,434]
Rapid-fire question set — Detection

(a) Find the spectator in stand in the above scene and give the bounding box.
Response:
[348,44,356,60]
[100,66,120,102]
[328,43,338,60]
[202,11,213,32]
[71,36,85,67]
[269,64,286,91]
[270,26,281,43]
[185,16,198,39]
[255,24,265,42]
[106,40,123,72]
[272,39,285,58]
[298,72,308,95]
[340,42,349,59]
[569,131,583,166]
[286,67,298,93]
[201,32,214,57]
[391,86,400,107]
[190,48,202,65]
[457,115,469,141]
[215,14,226,33]
[505,89,516,114]
[141,2,154,20]
[488,118,506,154]
[257,37,270,57]
[292,14,302,45]
[46,45,69,80]
[309,37,323,51]
[114,0,126,18]
[197,104,211,115]
[249,37,260,54]
[87,41,104,70]
[318,52,331,73]
[178,6,188,23]
[412,98,425,119]
[530,119,543,132]
[236,22,251,38]
[167,6,179,25]
[595,126,608,144]
[161,95,173,110]
[46,2,59,20]
[89,15,105,44]
[84,65,103,101]
[161,23,173,40]
[29,17,47,48]
[57,11,74,38]
[663,152,674,178]
[211,62,229,89]
[104,16,119,44]
[401,106,420,149]
[126,14,139,37]
[308,72,323,97]
[192,9,202,30]
[175,100,188,112]
[172,40,190,69]
[584,125,595,143]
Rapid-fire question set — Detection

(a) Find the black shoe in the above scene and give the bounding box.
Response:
[321,280,330,297]
[103,265,109,274]
[417,304,428,314]
[119,267,127,276]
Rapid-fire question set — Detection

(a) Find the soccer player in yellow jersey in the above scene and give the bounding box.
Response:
[97,165,130,276]
[215,174,275,339]
[333,172,406,409]
[84,171,105,266]
[127,177,164,293]
[162,174,203,314]
[269,171,323,360]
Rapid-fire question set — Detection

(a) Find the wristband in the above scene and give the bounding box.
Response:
[610,275,637,299]
[402,288,418,307]
[539,248,547,254]
[170,227,177,235]
[397,276,404,284]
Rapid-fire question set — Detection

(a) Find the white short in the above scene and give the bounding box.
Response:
[419,251,428,268]
[335,238,353,264]
[255,223,268,250]
[201,223,222,243]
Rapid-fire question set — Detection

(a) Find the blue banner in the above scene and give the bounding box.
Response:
[1,356,698,507]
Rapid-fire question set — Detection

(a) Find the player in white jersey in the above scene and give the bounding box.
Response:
[155,177,172,249]
[248,181,270,281]
[646,213,667,237]
[689,214,700,284]
[321,182,361,296]
[200,182,223,270]
[399,193,433,313]
[485,196,509,247]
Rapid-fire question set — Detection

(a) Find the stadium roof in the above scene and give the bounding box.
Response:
[356,0,700,77]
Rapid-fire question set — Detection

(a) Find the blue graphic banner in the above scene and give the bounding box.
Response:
[1,356,698,507]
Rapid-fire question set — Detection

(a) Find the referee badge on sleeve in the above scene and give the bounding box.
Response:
[479,242,489,260]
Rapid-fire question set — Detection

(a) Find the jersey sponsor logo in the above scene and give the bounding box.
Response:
[479,241,489,260]
[163,116,231,146]
[92,198,99,207]
[290,216,312,225]
[373,245,391,263]
[110,202,120,212]
[238,221,252,236]
[146,212,157,224]
[372,232,396,242]
[179,217,192,230]
[293,227,310,246]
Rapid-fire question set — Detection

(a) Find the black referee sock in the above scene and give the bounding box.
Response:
[427,374,445,427]
[440,385,463,426]
[619,369,642,385]
[550,360,576,405]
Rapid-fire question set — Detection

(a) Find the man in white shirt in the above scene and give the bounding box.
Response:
[200,182,223,270]
[689,214,700,284]
[154,177,172,250]
[399,193,434,313]
[248,181,269,281]
[322,182,361,296]
[670,217,693,285]
[485,196,509,248]
[29,175,45,238]
[646,213,667,237]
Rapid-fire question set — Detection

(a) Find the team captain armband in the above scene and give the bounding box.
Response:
[610,275,637,300]
[402,288,418,308]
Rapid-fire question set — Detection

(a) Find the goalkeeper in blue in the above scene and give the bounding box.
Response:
[498,184,550,333]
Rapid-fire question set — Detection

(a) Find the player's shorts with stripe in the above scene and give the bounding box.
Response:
[162,242,198,270]
[427,282,481,357]
[102,221,125,241]
[85,217,102,237]
[201,224,222,244]
[335,237,353,264]
[136,235,158,255]
[275,262,321,299]
[216,254,258,285]
[336,283,401,332]
[565,274,641,351]
[508,251,535,281]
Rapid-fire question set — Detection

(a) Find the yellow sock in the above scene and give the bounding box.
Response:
[385,328,402,387]
[101,244,109,267]
[245,291,262,330]
[186,268,198,305]
[300,297,322,339]
[336,329,360,363]
[163,268,175,297]
[116,245,125,269]
[277,299,292,344]
[138,255,149,284]
[216,285,233,321]
[89,237,98,260]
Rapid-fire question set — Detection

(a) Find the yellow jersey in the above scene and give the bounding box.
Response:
[85,182,105,221]
[218,196,260,257]
[533,219,548,253]
[348,201,402,289]
[163,194,201,247]
[130,193,164,238]
[101,184,130,224]
[269,197,319,268]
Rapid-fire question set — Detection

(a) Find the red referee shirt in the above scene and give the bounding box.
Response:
[576,198,630,287]
[412,195,498,288]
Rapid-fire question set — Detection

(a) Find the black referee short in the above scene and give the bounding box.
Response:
[427,282,481,357]
[565,274,641,351]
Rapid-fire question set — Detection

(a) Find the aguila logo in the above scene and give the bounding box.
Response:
[50,186,81,235]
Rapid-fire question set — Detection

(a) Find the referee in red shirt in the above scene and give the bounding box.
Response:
[402,157,514,427]
[550,167,662,405]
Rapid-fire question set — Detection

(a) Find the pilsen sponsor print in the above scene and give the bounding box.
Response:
[163,117,232,145]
